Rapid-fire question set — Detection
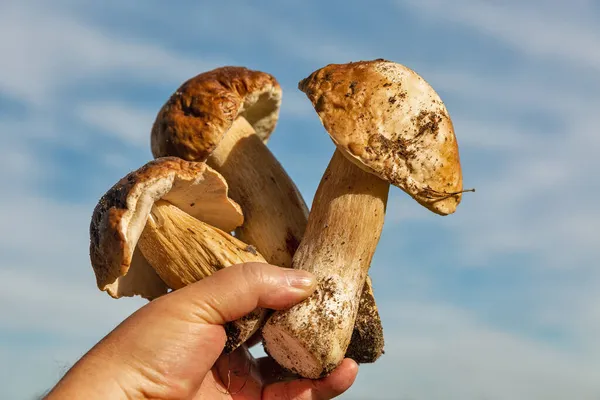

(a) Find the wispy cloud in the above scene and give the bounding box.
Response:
[0,268,143,337]
[77,102,155,147]
[372,1,600,271]
[0,195,147,397]
[350,301,600,400]
[402,0,600,72]
[2,0,600,399]
[0,1,226,108]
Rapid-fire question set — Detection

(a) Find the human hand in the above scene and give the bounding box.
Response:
[45,263,358,399]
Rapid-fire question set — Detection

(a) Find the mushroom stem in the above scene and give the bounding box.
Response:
[206,116,385,363]
[137,200,268,353]
[262,150,389,378]
[345,275,385,364]
[206,116,307,267]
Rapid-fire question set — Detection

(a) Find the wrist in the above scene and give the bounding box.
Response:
[45,324,216,400]
[45,349,131,399]
[46,350,196,400]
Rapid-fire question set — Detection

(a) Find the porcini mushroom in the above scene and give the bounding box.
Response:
[89,157,268,352]
[262,59,473,378]
[151,66,303,268]
[150,66,385,363]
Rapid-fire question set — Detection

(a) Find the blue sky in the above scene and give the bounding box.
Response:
[1,0,600,398]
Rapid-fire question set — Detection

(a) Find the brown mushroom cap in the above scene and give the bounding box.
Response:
[151,66,282,161]
[89,157,243,299]
[298,59,464,215]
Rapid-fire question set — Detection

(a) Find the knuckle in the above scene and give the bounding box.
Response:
[241,262,268,287]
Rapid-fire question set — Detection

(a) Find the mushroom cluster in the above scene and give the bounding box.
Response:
[89,60,471,378]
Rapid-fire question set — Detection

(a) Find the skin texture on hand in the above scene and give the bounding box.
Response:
[44,263,358,399]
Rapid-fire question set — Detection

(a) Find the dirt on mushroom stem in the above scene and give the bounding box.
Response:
[151,78,387,364]
[263,58,473,378]
[345,276,385,363]
[203,117,387,364]
[262,150,389,378]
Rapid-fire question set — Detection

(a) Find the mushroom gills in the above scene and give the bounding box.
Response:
[137,199,267,352]
[148,66,386,363]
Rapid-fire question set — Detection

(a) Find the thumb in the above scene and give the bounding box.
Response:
[169,262,317,325]
[47,263,316,400]
[118,263,317,383]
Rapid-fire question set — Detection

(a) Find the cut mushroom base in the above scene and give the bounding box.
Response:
[89,157,268,353]
[262,59,472,378]
[150,66,385,363]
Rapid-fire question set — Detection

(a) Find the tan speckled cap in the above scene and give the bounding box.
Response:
[151,66,282,161]
[89,157,243,299]
[298,59,466,215]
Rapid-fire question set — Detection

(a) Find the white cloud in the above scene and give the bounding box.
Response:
[0,194,146,399]
[279,88,316,118]
[77,102,156,147]
[366,2,600,270]
[0,1,226,108]
[402,0,600,72]
[0,268,144,338]
[382,75,600,270]
[2,1,600,399]
[349,301,600,400]
[452,118,539,151]
[463,108,597,269]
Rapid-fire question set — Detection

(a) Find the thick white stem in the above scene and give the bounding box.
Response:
[262,150,389,378]
[207,117,385,363]
[207,117,308,267]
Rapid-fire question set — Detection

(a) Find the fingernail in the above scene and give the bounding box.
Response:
[284,270,316,289]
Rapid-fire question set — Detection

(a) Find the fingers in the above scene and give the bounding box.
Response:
[47,263,316,400]
[256,356,300,385]
[170,262,317,325]
[212,345,263,398]
[213,351,359,400]
[262,359,359,400]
